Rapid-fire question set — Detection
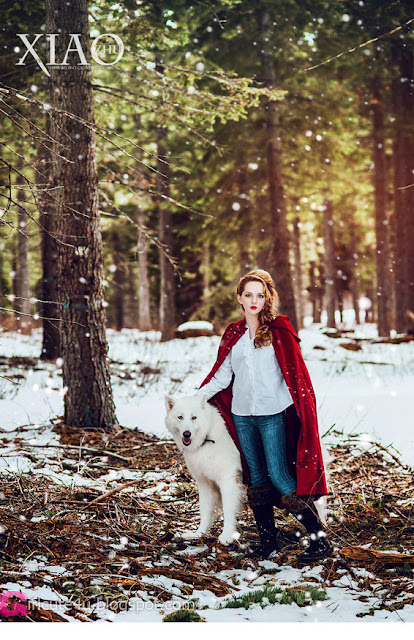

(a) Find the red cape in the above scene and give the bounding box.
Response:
[199,316,328,499]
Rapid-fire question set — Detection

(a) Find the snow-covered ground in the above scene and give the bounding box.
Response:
[2,320,413,469]
[1,320,414,628]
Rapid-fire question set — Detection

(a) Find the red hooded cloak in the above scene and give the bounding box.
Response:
[199,315,328,499]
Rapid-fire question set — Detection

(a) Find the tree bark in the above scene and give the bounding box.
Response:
[37,114,61,359]
[46,0,118,431]
[258,8,297,330]
[111,227,126,332]
[11,254,18,319]
[237,165,252,273]
[323,199,336,328]
[131,115,152,332]
[123,262,139,329]
[392,40,414,333]
[0,251,3,316]
[156,80,175,341]
[309,261,321,323]
[201,242,212,320]
[137,208,152,330]
[16,159,32,333]
[372,75,392,337]
[350,222,361,326]
[292,217,304,330]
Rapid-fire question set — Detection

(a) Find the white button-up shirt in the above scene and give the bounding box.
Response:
[199,326,293,416]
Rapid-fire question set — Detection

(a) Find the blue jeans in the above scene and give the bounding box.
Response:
[231,412,296,495]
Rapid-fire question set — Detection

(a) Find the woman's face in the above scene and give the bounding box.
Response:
[237,280,266,317]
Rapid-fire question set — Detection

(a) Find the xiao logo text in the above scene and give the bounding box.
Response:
[15,33,124,76]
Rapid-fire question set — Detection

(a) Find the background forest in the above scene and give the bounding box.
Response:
[0,0,414,428]
[1,1,414,624]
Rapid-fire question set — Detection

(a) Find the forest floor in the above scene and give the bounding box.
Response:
[0,324,414,623]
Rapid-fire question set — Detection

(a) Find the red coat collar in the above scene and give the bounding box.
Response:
[229,315,300,341]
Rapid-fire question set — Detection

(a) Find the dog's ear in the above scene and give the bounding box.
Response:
[165,395,175,411]
[200,392,207,408]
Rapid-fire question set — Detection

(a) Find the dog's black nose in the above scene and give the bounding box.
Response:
[183,430,191,437]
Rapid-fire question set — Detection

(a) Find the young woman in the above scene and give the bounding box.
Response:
[197,269,332,562]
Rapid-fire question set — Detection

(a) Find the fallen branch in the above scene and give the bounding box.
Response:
[86,479,142,506]
[11,442,131,463]
[339,546,414,566]
[127,561,238,597]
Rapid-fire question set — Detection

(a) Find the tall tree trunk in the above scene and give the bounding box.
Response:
[337,288,343,325]
[317,258,325,323]
[255,201,272,273]
[323,199,336,328]
[137,208,152,330]
[132,115,152,332]
[258,8,297,330]
[155,64,175,340]
[16,161,32,333]
[309,261,321,323]
[392,41,414,333]
[201,242,212,320]
[37,114,61,359]
[292,217,304,330]
[350,222,361,326]
[237,165,252,273]
[111,227,125,332]
[11,254,19,319]
[0,250,3,319]
[405,47,414,326]
[365,286,375,323]
[46,0,118,431]
[123,262,139,329]
[372,75,392,337]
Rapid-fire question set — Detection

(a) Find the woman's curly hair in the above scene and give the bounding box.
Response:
[236,269,280,348]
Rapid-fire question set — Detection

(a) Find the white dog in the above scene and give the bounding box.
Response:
[165,394,244,545]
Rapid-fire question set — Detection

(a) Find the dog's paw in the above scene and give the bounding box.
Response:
[180,529,204,540]
[218,531,239,546]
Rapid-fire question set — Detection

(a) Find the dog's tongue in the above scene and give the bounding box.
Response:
[182,436,191,446]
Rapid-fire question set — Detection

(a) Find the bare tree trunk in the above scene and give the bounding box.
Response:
[111,228,125,332]
[16,161,32,333]
[237,165,252,273]
[123,262,139,329]
[201,242,212,319]
[365,286,375,323]
[309,261,318,323]
[37,114,61,359]
[11,254,19,319]
[258,8,297,330]
[323,199,336,328]
[46,0,118,431]
[137,209,152,330]
[350,222,361,326]
[131,115,152,331]
[0,251,3,318]
[406,48,414,326]
[372,75,392,337]
[292,217,304,330]
[156,105,175,341]
[392,41,414,333]
[337,288,343,325]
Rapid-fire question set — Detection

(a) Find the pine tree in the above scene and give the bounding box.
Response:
[46,0,118,431]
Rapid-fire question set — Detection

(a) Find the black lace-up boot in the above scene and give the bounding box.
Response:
[281,491,333,563]
[247,483,295,558]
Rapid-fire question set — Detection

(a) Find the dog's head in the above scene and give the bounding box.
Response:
[165,394,211,452]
